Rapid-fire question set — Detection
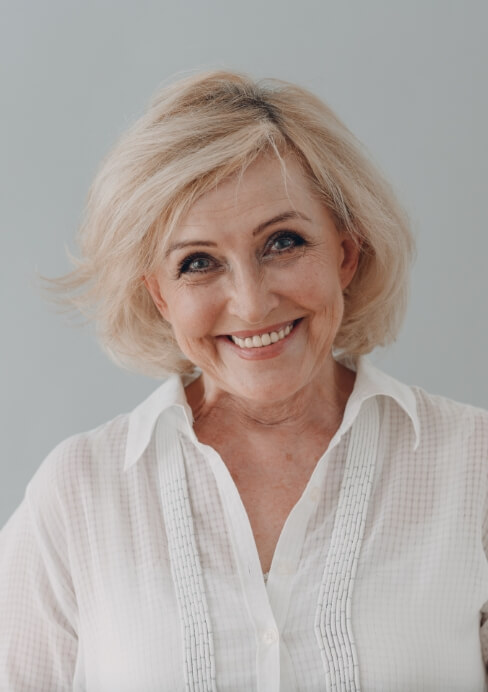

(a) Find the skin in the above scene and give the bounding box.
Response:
[145,153,360,571]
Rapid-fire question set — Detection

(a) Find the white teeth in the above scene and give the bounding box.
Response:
[230,322,295,349]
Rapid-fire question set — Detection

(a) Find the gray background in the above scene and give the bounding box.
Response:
[1,0,487,527]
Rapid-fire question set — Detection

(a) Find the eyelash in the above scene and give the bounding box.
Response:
[177,252,216,277]
[176,231,308,278]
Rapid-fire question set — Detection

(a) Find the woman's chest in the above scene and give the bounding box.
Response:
[70,464,487,692]
[209,434,328,572]
[70,427,488,690]
[222,453,319,573]
[74,538,487,692]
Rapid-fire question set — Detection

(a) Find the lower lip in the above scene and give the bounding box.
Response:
[218,319,302,360]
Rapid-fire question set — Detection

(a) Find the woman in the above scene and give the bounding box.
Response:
[1,71,487,691]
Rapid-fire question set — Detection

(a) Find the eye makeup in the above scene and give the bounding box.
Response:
[174,229,311,279]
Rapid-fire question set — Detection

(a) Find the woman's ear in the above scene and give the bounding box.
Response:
[339,235,361,291]
[143,275,170,322]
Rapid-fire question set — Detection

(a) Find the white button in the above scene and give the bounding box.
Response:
[262,627,279,645]
[309,486,321,502]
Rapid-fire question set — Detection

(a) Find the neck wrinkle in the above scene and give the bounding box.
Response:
[188,359,356,436]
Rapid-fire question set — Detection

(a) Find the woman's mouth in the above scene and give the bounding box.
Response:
[222,319,302,358]
[228,321,295,349]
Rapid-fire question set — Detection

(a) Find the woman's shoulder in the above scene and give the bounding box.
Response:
[409,383,488,452]
[26,412,132,512]
[43,411,130,468]
[25,373,187,516]
[411,383,488,424]
[354,358,488,449]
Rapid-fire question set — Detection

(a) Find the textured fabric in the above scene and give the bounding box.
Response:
[1,357,487,691]
[156,417,217,691]
[314,397,380,690]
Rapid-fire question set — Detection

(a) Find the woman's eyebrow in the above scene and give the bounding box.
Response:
[165,240,217,257]
[252,210,311,236]
[165,210,311,257]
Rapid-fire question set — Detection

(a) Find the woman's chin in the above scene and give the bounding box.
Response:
[225,372,306,407]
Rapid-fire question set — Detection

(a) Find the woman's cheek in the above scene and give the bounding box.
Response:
[173,290,222,339]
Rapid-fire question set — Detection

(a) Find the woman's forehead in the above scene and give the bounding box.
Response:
[178,155,315,230]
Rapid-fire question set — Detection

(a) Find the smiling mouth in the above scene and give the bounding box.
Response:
[227,320,300,349]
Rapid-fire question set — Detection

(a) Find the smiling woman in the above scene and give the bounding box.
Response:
[42,71,413,379]
[1,70,487,692]
[143,154,359,406]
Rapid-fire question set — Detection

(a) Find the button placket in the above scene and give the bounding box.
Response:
[276,560,295,577]
[265,454,331,632]
[199,442,281,692]
[262,627,279,645]
[309,486,321,503]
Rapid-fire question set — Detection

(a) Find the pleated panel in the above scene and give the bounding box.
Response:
[314,398,380,691]
[157,415,217,692]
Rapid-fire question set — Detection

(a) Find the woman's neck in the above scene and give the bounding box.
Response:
[186,359,356,439]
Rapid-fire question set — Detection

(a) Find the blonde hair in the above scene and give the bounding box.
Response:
[50,70,415,377]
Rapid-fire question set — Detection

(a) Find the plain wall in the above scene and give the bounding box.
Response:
[1,0,487,526]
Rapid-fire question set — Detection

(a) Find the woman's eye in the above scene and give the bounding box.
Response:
[272,236,295,251]
[188,257,211,271]
[177,253,216,276]
[267,232,306,254]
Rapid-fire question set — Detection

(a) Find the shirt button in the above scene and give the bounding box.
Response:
[309,486,321,502]
[262,627,279,645]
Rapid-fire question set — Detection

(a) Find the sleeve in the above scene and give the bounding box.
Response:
[481,499,488,672]
[479,410,488,673]
[0,483,78,691]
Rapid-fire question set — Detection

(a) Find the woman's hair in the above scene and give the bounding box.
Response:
[50,70,415,377]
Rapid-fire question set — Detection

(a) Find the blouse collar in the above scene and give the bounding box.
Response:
[123,357,420,472]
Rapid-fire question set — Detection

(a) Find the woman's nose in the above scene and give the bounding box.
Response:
[227,264,280,325]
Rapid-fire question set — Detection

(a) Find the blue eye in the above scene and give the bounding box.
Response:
[177,253,216,276]
[272,235,295,250]
[267,232,306,254]
[188,257,211,271]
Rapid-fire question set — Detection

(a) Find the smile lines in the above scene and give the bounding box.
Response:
[229,322,295,349]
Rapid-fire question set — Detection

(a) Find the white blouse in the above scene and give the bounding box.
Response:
[1,357,487,691]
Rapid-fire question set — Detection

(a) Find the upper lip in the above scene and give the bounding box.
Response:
[223,319,299,339]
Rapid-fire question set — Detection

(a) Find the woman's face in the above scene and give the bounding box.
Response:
[145,155,359,404]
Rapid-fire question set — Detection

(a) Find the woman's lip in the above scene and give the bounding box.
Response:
[223,319,300,339]
[218,318,302,360]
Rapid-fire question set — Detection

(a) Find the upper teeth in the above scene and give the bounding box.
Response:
[230,322,294,349]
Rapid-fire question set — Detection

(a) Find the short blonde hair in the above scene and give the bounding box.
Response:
[51,70,415,377]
